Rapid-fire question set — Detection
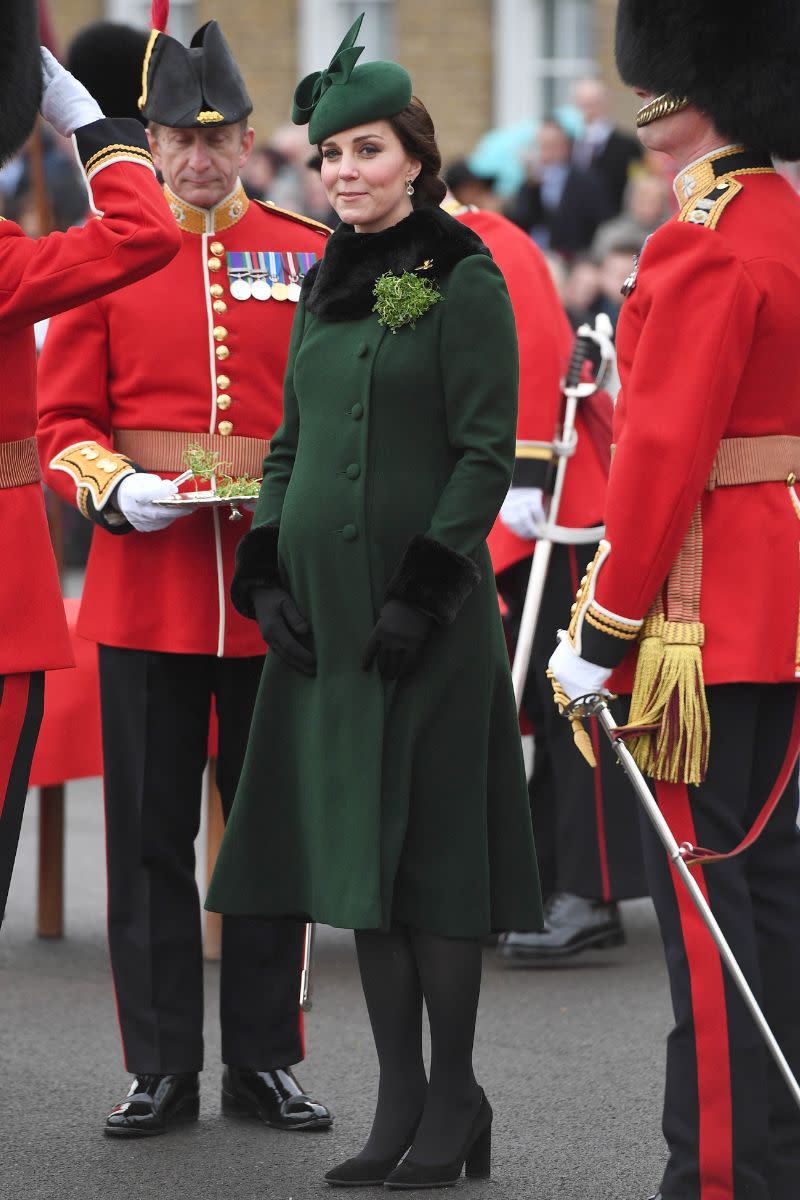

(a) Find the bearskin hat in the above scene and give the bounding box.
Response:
[66,22,150,125]
[0,0,43,165]
[616,0,800,161]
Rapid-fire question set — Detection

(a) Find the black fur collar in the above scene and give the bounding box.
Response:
[302,205,490,321]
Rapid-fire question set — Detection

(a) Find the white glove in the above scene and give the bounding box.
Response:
[500,487,547,540]
[115,473,194,533]
[548,634,611,702]
[40,47,103,138]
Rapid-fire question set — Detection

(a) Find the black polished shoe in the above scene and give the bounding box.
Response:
[104,1073,199,1138]
[221,1066,332,1131]
[498,892,625,963]
[383,1091,492,1190]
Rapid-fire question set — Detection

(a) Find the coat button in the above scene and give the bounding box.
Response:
[217,374,231,389]
[217,394,232,410]
[216,345,231,361]
[210,240,225,256]
[213,300,228,315]
[346,463,361,481]
[213,325,228,342]
[218,420,233,436]
[356,343,369,358]
[342,523,358,542]
[209,284,224,298]
[351,402,364,420]
[208,256,222,272]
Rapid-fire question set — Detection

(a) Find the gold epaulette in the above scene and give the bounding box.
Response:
[678,177,743,230]
[254,199,331,236]
[49,441,135,513]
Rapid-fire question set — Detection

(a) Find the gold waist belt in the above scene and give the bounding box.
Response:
[0,436,42,489]
[113,429,270,479]
[706,434,800,489]
[624,433,800,786]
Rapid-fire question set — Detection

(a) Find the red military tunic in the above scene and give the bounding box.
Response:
[1,118,180,676]
[38,182,329,658]
[569,146,800,694]
[449,206,610,577]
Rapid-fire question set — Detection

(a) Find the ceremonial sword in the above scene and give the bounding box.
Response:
[511,315,615,712]
[300,921,315,1012]
[558,690,800,1113]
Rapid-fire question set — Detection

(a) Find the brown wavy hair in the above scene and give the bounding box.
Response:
[387,97,447,209]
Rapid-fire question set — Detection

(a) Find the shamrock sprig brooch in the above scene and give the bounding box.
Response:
[372,259,442,333]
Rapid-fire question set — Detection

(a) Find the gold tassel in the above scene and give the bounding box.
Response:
[624,620,710,785]
[546,669,598,769]
[625,607,665,774]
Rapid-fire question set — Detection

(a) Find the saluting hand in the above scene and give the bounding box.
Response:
[362,600,433,680]
[252,587,317,677]
[40,47,103,139]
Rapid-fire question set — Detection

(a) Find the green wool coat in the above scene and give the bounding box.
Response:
[206,207,542,937]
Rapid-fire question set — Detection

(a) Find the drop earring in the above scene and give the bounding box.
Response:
[406,179,415,196]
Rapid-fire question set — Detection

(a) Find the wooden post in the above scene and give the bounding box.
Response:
[203,759,224,961]
[37,785,65,938]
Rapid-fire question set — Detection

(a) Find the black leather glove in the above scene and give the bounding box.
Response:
[362,599,434,680]
[252,587,316,677]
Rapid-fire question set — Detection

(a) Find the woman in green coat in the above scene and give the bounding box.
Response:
[207,14,541,1190]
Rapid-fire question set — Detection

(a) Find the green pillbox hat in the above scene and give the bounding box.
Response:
[292,12,412,144]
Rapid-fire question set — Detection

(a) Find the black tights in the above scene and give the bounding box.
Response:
[354,926,483,1165]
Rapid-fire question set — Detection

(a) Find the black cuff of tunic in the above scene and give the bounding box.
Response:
[231,524,281,619]
[74,118,154,178]
[511,457,556,493]
[386,535,481,625]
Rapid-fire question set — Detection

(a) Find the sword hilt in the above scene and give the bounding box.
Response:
[564,334,594,391]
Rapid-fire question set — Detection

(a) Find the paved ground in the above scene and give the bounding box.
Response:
[1,777,670,1200]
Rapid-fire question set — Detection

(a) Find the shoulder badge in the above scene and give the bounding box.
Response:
[254,199,331,237]
[678,176,743,231]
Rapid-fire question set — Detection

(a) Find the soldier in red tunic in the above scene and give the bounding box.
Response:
[0,4,179,926]
[548,3,800,1196]
[38,10,331,1139]
[448,202,647,961]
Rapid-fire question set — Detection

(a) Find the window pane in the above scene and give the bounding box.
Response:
[336,1,395,62]
[106,0,197,45]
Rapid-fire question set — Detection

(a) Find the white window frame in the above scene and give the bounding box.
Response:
[493,0,596,127]
[105,0,198,45]
[299,0,395,77]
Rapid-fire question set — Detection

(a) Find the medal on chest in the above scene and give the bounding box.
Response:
[225,249,319,302]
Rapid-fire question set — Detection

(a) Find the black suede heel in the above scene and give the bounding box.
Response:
[383,1091,492,1190]
[325,1117,422,1188]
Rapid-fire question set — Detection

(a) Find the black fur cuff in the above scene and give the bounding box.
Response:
[386,535,481,625]
[231,524,281,619]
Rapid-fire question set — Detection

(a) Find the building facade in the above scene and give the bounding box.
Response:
[52,0,638,163]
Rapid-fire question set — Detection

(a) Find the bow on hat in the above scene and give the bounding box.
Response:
[292,12,365,125]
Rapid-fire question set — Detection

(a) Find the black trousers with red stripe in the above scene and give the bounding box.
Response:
[0,672,45,925]
[98,646,305,1075]
[499,545,646,901]
[643,683,800,1200]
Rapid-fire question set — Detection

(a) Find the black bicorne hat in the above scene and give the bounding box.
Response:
[66,22,150,125]
[0,0,43,165]
[616,0,800,160]
[139,5,252,129]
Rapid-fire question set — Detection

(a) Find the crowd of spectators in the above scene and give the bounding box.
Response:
[9,72,800,356]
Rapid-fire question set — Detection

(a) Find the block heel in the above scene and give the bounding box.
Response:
[465,1124,491,1179]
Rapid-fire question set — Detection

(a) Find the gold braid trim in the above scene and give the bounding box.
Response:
[85,144,153,173]
[49,441,135,512]
[138,29,160,111]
